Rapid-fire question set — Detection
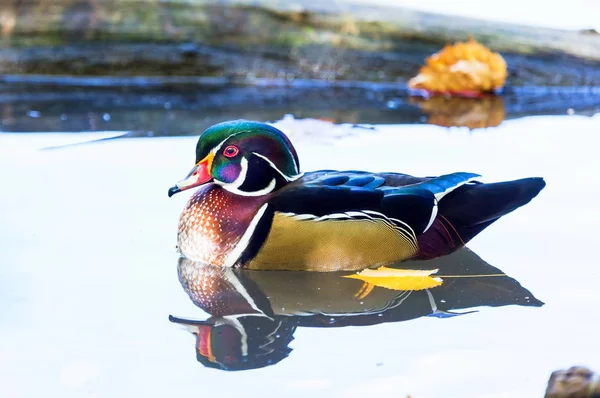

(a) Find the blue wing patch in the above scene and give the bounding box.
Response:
[316,173,386,189]
[411,172,481,200]
[427,310,478,319]
[321,175,350,186]
[345,175,385,189]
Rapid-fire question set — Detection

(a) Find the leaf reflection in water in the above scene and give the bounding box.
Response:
[410,95,506,129]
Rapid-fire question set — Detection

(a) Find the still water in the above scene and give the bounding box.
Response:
[1,110,600,397]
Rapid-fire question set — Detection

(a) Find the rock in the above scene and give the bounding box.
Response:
[581,29,599,36]
[545,366,600,398]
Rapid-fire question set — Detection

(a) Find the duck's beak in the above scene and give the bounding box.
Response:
[168,153,214,197]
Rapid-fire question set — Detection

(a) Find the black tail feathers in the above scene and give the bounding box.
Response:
[439,177,546,243]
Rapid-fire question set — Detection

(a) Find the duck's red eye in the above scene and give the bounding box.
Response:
[223,145,239,158]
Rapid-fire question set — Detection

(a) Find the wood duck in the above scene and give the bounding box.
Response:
[168,120,545,271]
[170,249,543,371]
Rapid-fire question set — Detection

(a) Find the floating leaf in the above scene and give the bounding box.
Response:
[343,267,443,292]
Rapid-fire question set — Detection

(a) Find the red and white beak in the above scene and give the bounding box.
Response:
[168,153,214,197]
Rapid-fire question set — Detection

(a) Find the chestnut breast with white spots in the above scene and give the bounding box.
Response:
[177,184,268,266]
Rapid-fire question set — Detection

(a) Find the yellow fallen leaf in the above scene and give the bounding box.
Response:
[408,37,507,94]
[343,267,443,292]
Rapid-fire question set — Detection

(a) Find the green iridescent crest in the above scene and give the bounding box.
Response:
[195,120,300,179]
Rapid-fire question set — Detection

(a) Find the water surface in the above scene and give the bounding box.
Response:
[2,84,600,134]
[1,113,600,397]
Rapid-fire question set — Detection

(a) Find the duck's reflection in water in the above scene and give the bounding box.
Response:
[170,248,542,371]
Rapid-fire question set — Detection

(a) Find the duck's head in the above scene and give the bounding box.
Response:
[168,120,301,197]
[169,315,297,371]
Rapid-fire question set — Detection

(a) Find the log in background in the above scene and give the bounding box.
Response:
[1,0,599,86]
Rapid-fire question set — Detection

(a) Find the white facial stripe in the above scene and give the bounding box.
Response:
[210,130,298,173]
[289,149,299,174]
[211,131,245,156]
[224,203,270,267]
[213,156,249,190]
[233,157,249,188]
[252,152,303,181]
[215,156,278,196]
[216,179,276,196]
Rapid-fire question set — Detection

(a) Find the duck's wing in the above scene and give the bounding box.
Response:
[291,170,425,189]
[237,171,480,270]
[271,171,481,233]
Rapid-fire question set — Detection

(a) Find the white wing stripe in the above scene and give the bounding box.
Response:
[434,175,480,201]
[424,200,439,232]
